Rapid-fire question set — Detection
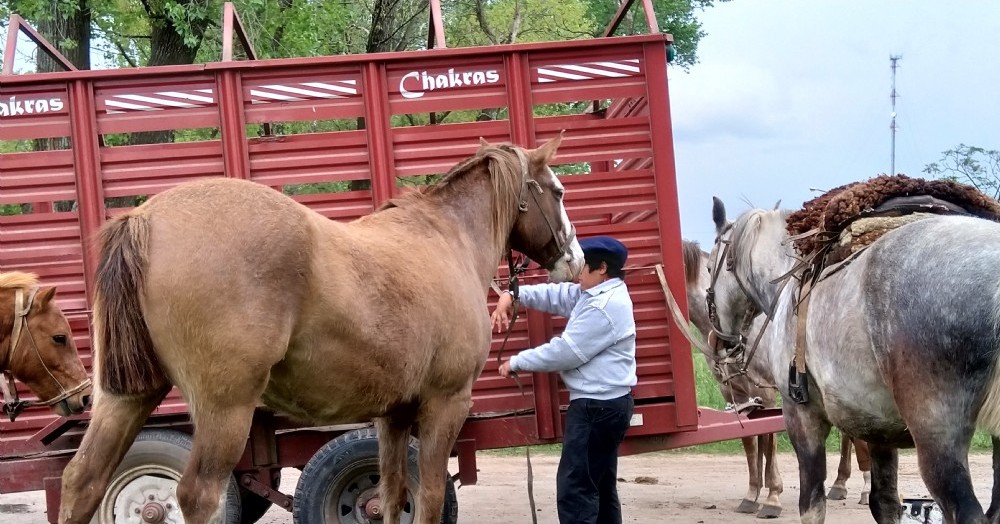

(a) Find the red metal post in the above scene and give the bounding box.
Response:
[602,0,638,38]
[221,2,258,62]
[68,80,105,305]
[428,0,447,50]
[218,71,251,179]
[641,0,660,33]
[603,0,659,37]
[1,15,78,75]
[641,41,697,429]
[362,63,397,207]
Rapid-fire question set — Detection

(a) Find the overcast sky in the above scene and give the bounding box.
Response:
[668,1,1000,248]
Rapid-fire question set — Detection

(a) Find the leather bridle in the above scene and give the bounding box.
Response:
[1,287,91,421]
[505,146,577,271]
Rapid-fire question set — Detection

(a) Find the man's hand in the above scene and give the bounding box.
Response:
[498,360,515,378]
[490,291,515,333]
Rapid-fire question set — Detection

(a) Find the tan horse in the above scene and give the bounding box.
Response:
[0,272,91,421]
[59,136,583,524]
[682,240,871,516]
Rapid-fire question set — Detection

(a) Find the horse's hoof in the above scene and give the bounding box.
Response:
[756,505,782,519]
[858,491,869,505]
[736,499,760,514]
[827,486,848,500]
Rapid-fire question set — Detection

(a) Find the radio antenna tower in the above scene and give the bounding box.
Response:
[890,55,902,175]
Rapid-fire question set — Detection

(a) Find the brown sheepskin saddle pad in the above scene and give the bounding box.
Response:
[786,175,1000,268]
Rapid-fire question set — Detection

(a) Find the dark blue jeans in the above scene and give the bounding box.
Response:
[557,393,634,524]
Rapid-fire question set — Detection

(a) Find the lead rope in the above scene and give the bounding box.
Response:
[492,250,538,524]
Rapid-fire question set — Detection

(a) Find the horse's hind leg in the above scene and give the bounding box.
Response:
[854,439,872,505]
[414,391,472,524]
[866,443,901,524]
[375,403,419,524]
[59,386,170,524]
[176,396,260,523]
[757,432,784,518]
[784,403,830,524]
[828,434,852,500]
[988,436,1000,523]
[913,432,986,524]
[736,435,762,514]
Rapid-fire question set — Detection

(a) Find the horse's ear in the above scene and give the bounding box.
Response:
[36,287,57,308]
[532,130,564,164]
[478,137,490,153]
[712,196,728,234]
[773,199,782,210]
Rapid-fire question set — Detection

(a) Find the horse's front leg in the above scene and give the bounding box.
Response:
[59,386,170,523]
[784,402,831,524]
[867,443,901,524]
[414,390,472,524]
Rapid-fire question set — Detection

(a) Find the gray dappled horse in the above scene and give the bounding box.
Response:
[708,197,1000,524]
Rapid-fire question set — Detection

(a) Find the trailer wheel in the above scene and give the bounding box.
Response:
[292,428,458,524]
[92,429,241,523]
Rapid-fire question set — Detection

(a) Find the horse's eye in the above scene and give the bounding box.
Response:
[553,188,564,200]
[52,335,68,346]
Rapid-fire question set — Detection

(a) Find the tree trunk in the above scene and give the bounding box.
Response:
[31,0,91,212]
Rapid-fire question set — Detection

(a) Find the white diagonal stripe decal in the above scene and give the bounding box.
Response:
[115,94,198,108]
[105,100,161,111]
[301,82,359,95]
[249,89,304,102]
[537,68,591,81]
[555,64,630,78]
[259,84,342,99]
[157,91,215,103]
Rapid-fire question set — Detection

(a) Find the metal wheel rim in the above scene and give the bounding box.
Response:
[96,464,229,523]
[323,462,416,524]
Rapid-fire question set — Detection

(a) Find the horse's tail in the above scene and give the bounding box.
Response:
[93,212,167,395]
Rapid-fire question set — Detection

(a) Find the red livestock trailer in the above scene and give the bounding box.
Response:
[0,2,784,522]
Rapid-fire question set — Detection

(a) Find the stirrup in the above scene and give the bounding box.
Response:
[787,364,810,404]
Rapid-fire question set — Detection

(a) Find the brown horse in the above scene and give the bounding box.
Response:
[0,272,91,421]
[682,240,871,516]
[59,136,583,524]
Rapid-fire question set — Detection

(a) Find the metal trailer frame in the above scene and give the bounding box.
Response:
[0,2,784,521]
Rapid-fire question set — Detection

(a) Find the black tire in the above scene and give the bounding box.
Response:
[292,428,458,524]
[92,429,241,523]
[238,469,281,524]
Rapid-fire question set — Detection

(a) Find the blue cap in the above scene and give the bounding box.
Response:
[579,236,628,268]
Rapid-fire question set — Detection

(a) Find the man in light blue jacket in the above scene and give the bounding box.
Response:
[492,236,637,524]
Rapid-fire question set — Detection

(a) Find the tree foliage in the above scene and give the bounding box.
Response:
[924,144,1000,200]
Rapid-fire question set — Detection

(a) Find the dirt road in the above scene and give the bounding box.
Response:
[2,451,990,523]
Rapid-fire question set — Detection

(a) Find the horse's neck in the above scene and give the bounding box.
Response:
[0,291,13,371]
[403,178,510,286]
[742,226,796,316]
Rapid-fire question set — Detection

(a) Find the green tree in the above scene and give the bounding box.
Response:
[923,144,1000,200]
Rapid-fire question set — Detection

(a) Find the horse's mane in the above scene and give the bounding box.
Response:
[0,271,38,290]
[681,240,706,286]
[377,145,523,251]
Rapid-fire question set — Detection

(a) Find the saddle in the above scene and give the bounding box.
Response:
[780,174,1000,404]
[787,174,1000,281]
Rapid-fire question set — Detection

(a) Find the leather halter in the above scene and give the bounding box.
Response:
[1,287,92,421]
[506,146,577,271]
[705,229,782,391]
